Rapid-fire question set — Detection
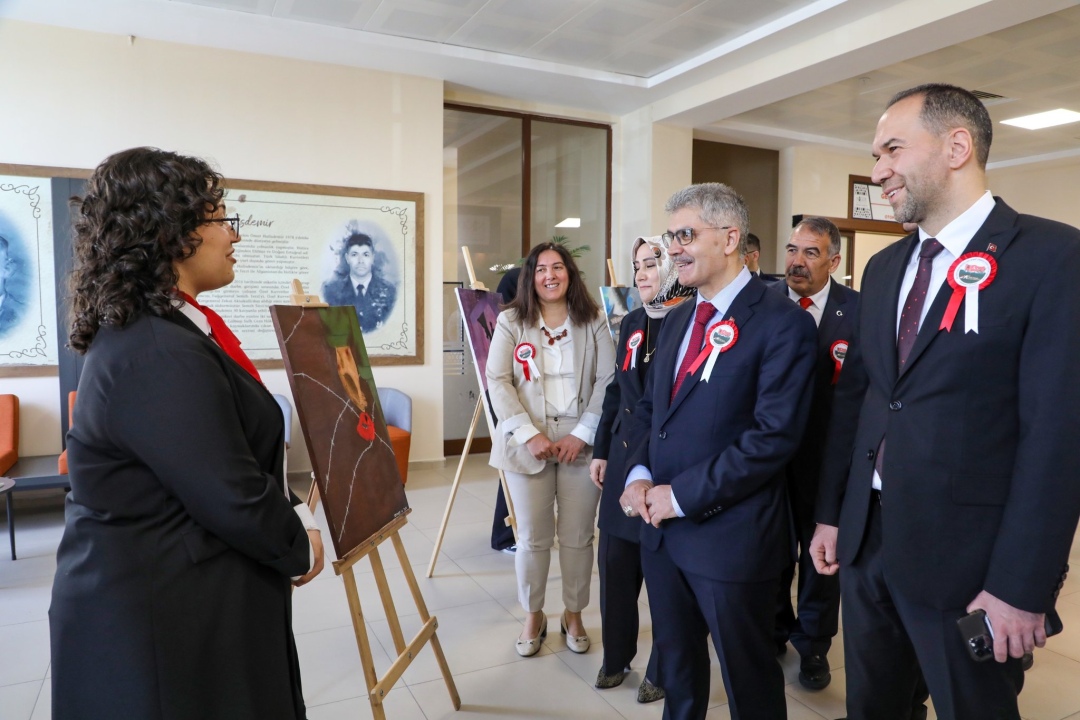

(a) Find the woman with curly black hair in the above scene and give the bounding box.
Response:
[51,147,321,720]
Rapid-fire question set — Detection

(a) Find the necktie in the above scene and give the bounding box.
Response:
[896,238,944,366]
[178,291,263,383]
[356,284,366,298]
[798,297,813,310]
[671,302,717,402]
[876,237,944,480]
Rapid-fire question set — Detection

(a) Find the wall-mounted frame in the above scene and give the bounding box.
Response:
[204,179,425,367]
[849,174,900,223]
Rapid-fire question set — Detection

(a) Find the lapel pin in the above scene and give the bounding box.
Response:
[836,310,843,317]
[987,243,997,253]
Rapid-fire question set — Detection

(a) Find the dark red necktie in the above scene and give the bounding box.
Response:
[798,297,813,310]
[876,237,944,479]
[671,302,716,402]
[178,291,263,383]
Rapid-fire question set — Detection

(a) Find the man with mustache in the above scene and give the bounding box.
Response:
[811,83,1080,719]
[771,217,858,691]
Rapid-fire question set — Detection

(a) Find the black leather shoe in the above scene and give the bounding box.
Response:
[798,653,831,690]
[594,666,628,689]
[637,678,665,703]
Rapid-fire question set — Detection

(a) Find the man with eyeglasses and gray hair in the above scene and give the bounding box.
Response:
[619,182,817,719]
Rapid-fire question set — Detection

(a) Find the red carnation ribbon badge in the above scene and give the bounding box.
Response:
[830,340,848,385]
[514,342,540,381]
[623,329,645,371]
[687,319,739,383]
[939,252,997,334]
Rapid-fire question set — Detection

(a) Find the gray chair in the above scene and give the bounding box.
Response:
[273,393,293,446]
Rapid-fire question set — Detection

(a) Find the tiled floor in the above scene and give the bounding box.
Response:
[4,454,1080,719]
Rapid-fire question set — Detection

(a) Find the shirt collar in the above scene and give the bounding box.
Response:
[787,277,831,309]
[174,297,211,336]
[918,190,995,258]
[697,266,752,316]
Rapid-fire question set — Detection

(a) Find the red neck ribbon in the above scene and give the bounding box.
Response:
[177,291,262,384]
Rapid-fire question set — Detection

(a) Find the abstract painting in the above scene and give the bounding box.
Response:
[271,305,410,558]
[455,288,502,394]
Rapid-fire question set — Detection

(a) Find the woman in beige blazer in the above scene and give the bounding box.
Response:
[487,242,615,657]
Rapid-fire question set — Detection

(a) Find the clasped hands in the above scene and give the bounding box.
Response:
[809,523,1047,663]
[618,480,678,527]
[526,433,586,464]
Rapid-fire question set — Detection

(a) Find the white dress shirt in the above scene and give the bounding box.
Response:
[627,267,754,517]
[787,278,832,327]
[873,190,996,491]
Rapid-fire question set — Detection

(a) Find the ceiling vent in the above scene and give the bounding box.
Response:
[971,90,1013,106]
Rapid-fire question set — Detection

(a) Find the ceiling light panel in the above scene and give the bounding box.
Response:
[1001,109,1080,130]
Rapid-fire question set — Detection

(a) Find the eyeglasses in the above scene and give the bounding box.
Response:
[660,226,731,247]
[205,214,241,236]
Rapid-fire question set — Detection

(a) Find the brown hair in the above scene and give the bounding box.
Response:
[506,242,599,326]
[68,147,223,353]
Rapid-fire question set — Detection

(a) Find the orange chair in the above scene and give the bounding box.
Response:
[58,391,76,475]
[0,394,18,477]
[377,387,412,485]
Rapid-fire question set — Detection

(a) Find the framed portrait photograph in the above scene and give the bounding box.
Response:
[202,179,424,366]
[0,172,58,366]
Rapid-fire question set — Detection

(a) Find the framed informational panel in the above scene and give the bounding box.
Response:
[203,179,424,366]
[0,171,59,366]
[849,175,896,223]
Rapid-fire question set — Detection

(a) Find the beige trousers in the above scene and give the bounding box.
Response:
[503,415,601,613]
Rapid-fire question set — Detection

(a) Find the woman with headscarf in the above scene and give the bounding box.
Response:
[486,242,616,657]
[589,236,694,702]
[50,147,322,719]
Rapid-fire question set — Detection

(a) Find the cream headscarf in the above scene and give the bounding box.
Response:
[632,236,694,319]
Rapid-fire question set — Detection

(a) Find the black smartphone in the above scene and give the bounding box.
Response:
[958,609,995,662]
[957,608,1064,662]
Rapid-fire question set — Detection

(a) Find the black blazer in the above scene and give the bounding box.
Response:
[50,312,310,720]
[595,308,655,542]
[817,199,1080,612]
[625,277,817,582]
[771,280,860,508]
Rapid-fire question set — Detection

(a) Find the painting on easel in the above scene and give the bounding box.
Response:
[270,305,409,557]
[599,286,641,348]
[455,288,502,396]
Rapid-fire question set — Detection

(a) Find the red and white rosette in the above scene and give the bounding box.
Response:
[939,252,997,334]
[830,339,848,385]
[623,329,645,371]
[687,320,739,383]
[514,342,540,381]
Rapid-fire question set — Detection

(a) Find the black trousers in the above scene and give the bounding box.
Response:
[642,540,785,720]
[775,481,841,657]
[597,530,658,680]
[842,498,1023,720]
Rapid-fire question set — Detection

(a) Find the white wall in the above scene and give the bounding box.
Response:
[0,20,445,467]
[988,158,1080,227]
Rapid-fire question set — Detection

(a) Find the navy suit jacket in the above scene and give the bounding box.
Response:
[771,280,860,509]
[626,276,817,582]
[817,199,1080,612]
[595,308,654,542]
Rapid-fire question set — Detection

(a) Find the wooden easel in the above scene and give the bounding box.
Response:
[290,280,460,719]
[607,258,621,287]
[426,248,518,577]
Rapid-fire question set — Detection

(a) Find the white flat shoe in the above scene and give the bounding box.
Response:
[561,612,590,653]
[515,615,547,657]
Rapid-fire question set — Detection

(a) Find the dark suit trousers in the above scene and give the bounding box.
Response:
[775,483,840,656]
[598,530,658,679]
[642,540,785,720]
[842,499,1023,720]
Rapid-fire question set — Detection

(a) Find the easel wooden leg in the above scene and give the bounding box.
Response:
[394,532,462,709]
[426,397,482,578]
[341,565,388,720]
[370,547,407,654]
